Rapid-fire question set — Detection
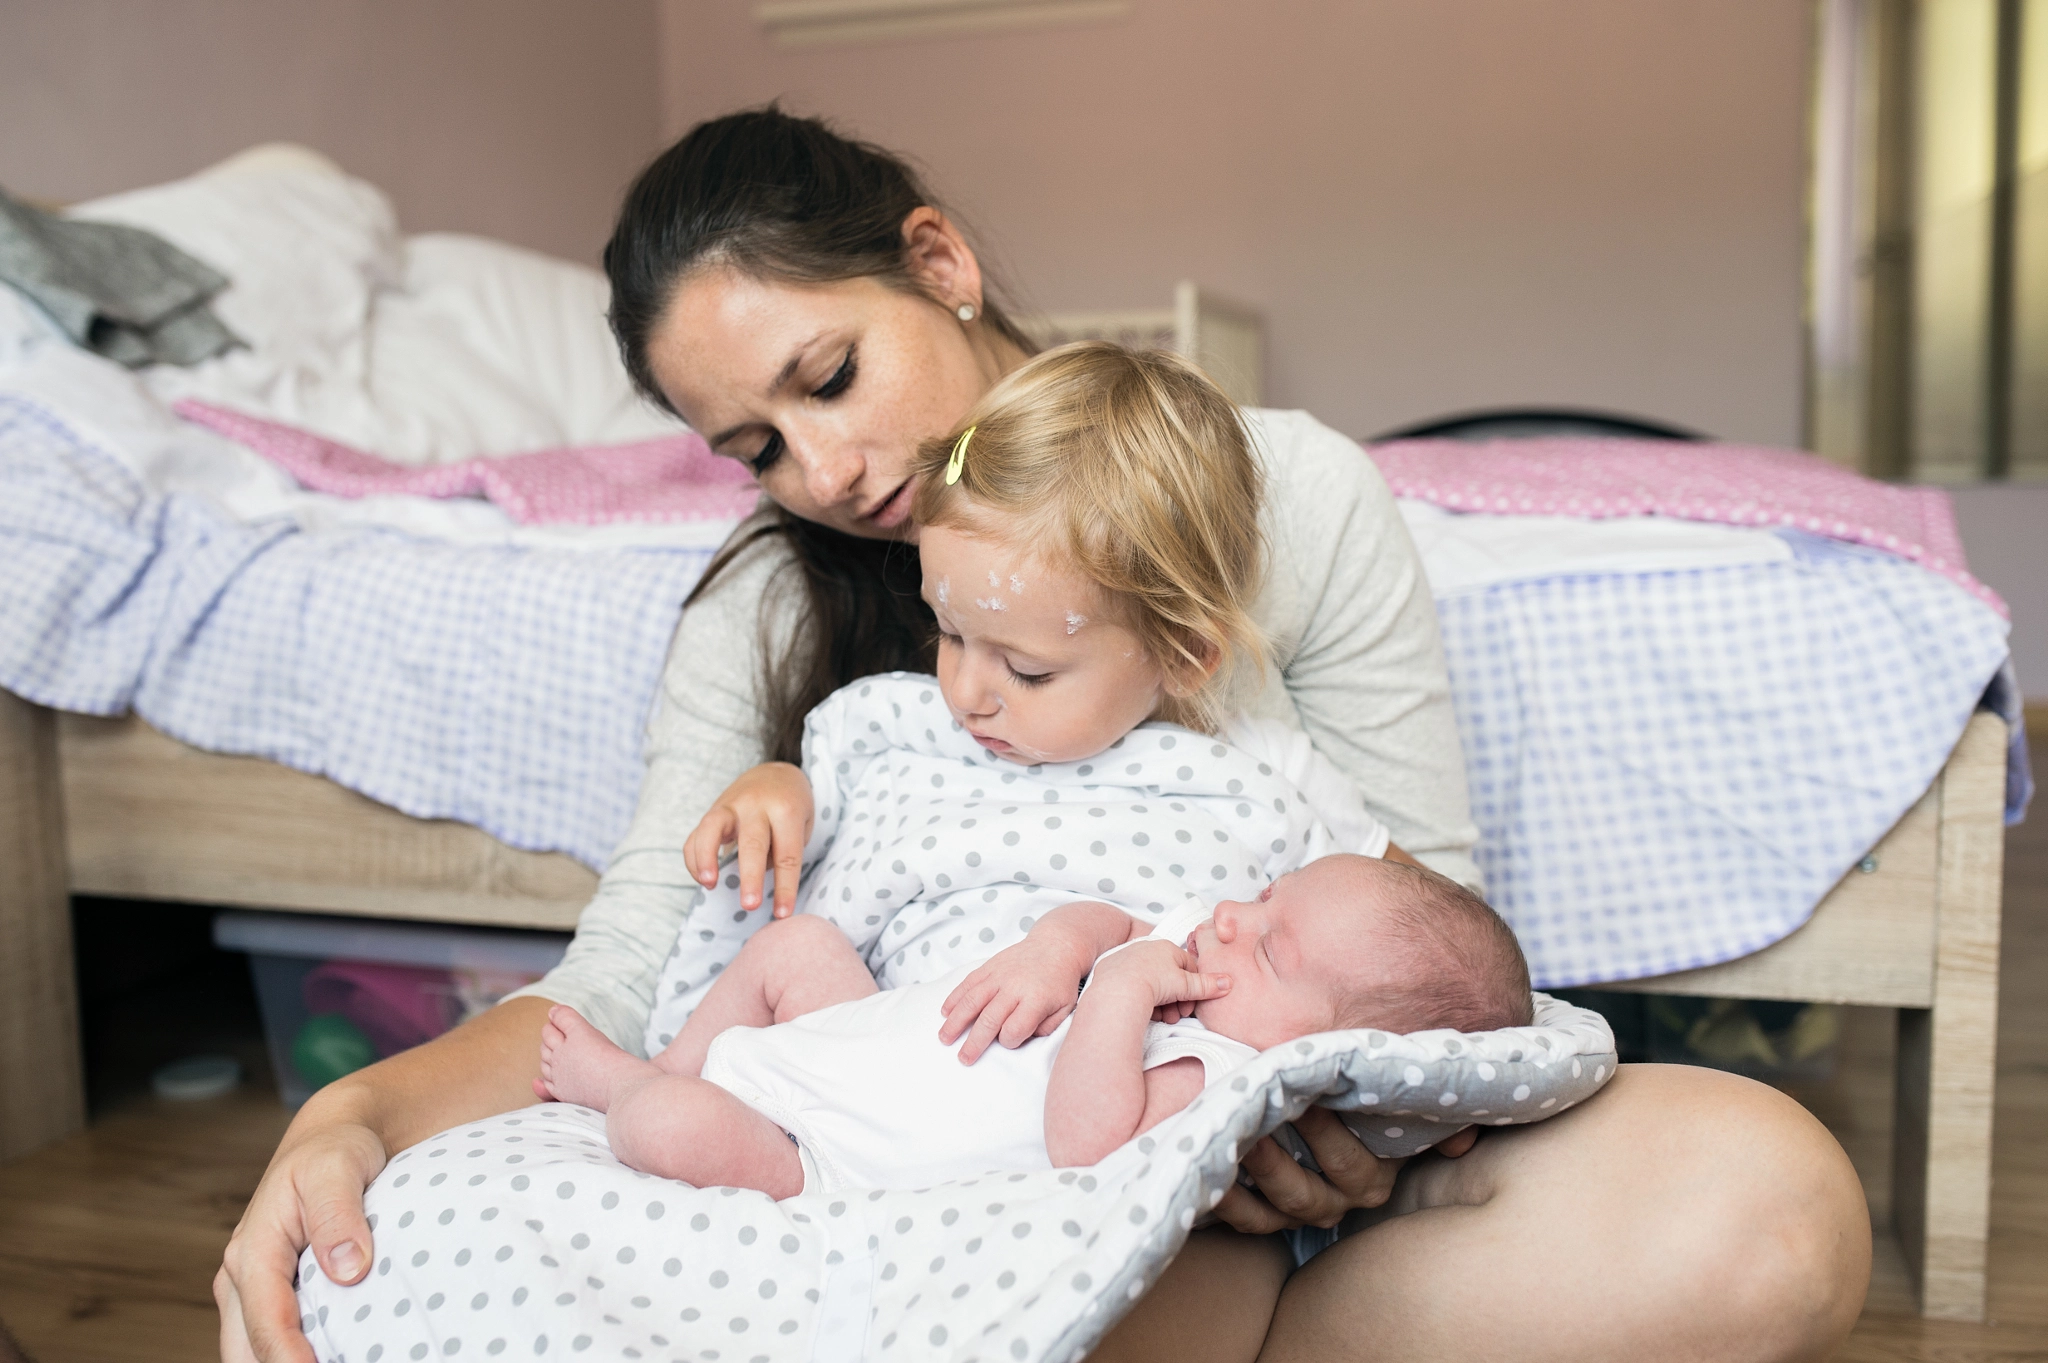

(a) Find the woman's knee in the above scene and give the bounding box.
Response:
[1501,1064,1871,1360]
[1644,1066,1870,1358]
[1288,1064,1870,1363]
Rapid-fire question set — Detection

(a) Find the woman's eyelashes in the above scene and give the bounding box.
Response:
[744,349,857,475]
[813,347,856,400]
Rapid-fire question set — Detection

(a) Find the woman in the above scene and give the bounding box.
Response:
[217,110,1871,1363]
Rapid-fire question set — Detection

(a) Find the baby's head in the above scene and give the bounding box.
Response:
[909,342,1265,764]
[1187,855,1533,1051]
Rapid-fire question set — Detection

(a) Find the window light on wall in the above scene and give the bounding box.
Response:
[1808,0,2047,482]
[753,0,1130,48]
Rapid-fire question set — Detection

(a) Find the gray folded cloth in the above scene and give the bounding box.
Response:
[0,185,239,367]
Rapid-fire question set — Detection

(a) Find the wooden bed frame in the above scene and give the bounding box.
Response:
[0,693,2008,1321]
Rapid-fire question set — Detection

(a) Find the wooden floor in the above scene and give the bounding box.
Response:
[2,743,2043,1362]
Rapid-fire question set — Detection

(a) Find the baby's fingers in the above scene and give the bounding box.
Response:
[1032,1003,1075,1037]
[1173,968,1231,1002]
[957,998,1017,1066]
[938,977,998,1044]
[940,970,987,1022]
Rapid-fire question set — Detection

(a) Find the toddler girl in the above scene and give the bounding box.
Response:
[533,344,1531,1195]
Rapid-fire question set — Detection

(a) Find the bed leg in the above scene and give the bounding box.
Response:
[0,689,84,1161]
[1891,712,2006,1321]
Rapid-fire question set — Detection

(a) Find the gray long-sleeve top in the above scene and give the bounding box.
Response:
[510,408,1481,1053]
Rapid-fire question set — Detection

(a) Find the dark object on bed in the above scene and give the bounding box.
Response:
[1372,407,1704,443]
[0,186,240,367]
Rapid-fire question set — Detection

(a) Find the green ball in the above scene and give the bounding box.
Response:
[292,1013,377,1088]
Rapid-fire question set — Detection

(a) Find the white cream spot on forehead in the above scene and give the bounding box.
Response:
[1065,610,1088,635]
[987,569,1000,588]
[935,576,950,606]
[975,596,1007,611]
[1010,575,1026,594]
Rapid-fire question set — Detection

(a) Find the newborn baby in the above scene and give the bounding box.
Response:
[535,853,1531,1195]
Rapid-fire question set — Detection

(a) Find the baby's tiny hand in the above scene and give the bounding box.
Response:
[939,936,1085,1064]
[1091,939,1231,1013]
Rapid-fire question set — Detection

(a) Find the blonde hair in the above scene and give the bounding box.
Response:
[911,342,1265,732]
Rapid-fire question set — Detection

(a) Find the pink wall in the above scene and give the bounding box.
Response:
[0,0,663,264]
[658,0,1813,444]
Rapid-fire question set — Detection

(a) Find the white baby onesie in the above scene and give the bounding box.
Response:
[700,901,1255,1193]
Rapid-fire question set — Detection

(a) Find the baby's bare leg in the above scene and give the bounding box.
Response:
[535,1005,804,1195]
[535,1004,658,1111]
[657,913,877,1076]
[607,1072,805,1197]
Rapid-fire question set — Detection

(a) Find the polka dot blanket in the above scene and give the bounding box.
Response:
[298,675,1616,1363]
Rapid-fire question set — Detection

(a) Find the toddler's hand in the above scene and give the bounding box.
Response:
[939,935,1088,1064]
[682,762,814,917]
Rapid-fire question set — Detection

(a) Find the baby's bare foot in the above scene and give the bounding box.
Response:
[536,1005,660,1112]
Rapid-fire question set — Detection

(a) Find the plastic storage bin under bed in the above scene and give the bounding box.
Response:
[213,912,571,1106]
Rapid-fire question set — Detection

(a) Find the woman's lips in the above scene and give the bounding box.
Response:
[865,479,916,530]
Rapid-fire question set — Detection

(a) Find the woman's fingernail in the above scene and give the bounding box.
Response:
[330,1242,364,1277]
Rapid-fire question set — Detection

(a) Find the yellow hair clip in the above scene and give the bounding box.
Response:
[943,425,975,486]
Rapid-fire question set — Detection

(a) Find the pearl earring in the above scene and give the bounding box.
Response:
[956,303,977,322]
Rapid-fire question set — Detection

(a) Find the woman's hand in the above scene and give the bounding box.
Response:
[682,761,815,916]
[1207,1108,1480,1233]
[217,995,555,1363]
[216,1100,388,1363]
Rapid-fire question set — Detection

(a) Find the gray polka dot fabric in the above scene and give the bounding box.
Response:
[646,674,1376,1052]
[299,995,1612,1363]
[301,674,1616,1361]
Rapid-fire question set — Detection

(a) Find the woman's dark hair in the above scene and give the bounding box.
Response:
[605,107,1034,763]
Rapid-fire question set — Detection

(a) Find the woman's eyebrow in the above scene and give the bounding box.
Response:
[704,332,830,449]
[765,334,826,396]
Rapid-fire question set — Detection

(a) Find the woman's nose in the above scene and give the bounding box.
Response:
[788,425,865,507]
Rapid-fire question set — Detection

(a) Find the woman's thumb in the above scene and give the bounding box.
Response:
[302,1155,380,1285]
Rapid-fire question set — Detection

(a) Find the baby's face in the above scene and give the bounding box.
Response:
[919,521,1168,764]
[1186,857,1404,1051]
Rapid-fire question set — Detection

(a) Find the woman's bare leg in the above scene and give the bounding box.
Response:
[1259,1064,1870,1363]
[659,914,878,1075]
[1087,1228,1291,1363]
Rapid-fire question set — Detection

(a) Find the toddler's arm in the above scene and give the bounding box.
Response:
[1043,941,1231,1167]
[939,901,1146,1063]
[682,761,814,916]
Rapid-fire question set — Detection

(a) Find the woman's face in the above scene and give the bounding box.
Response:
[646,269,1004,542]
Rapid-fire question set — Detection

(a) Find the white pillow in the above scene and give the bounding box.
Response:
[66,145,682,465]
[68,144,399,370]
[353,232,679,461]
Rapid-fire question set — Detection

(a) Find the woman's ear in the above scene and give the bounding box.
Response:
[901,206,984,315]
